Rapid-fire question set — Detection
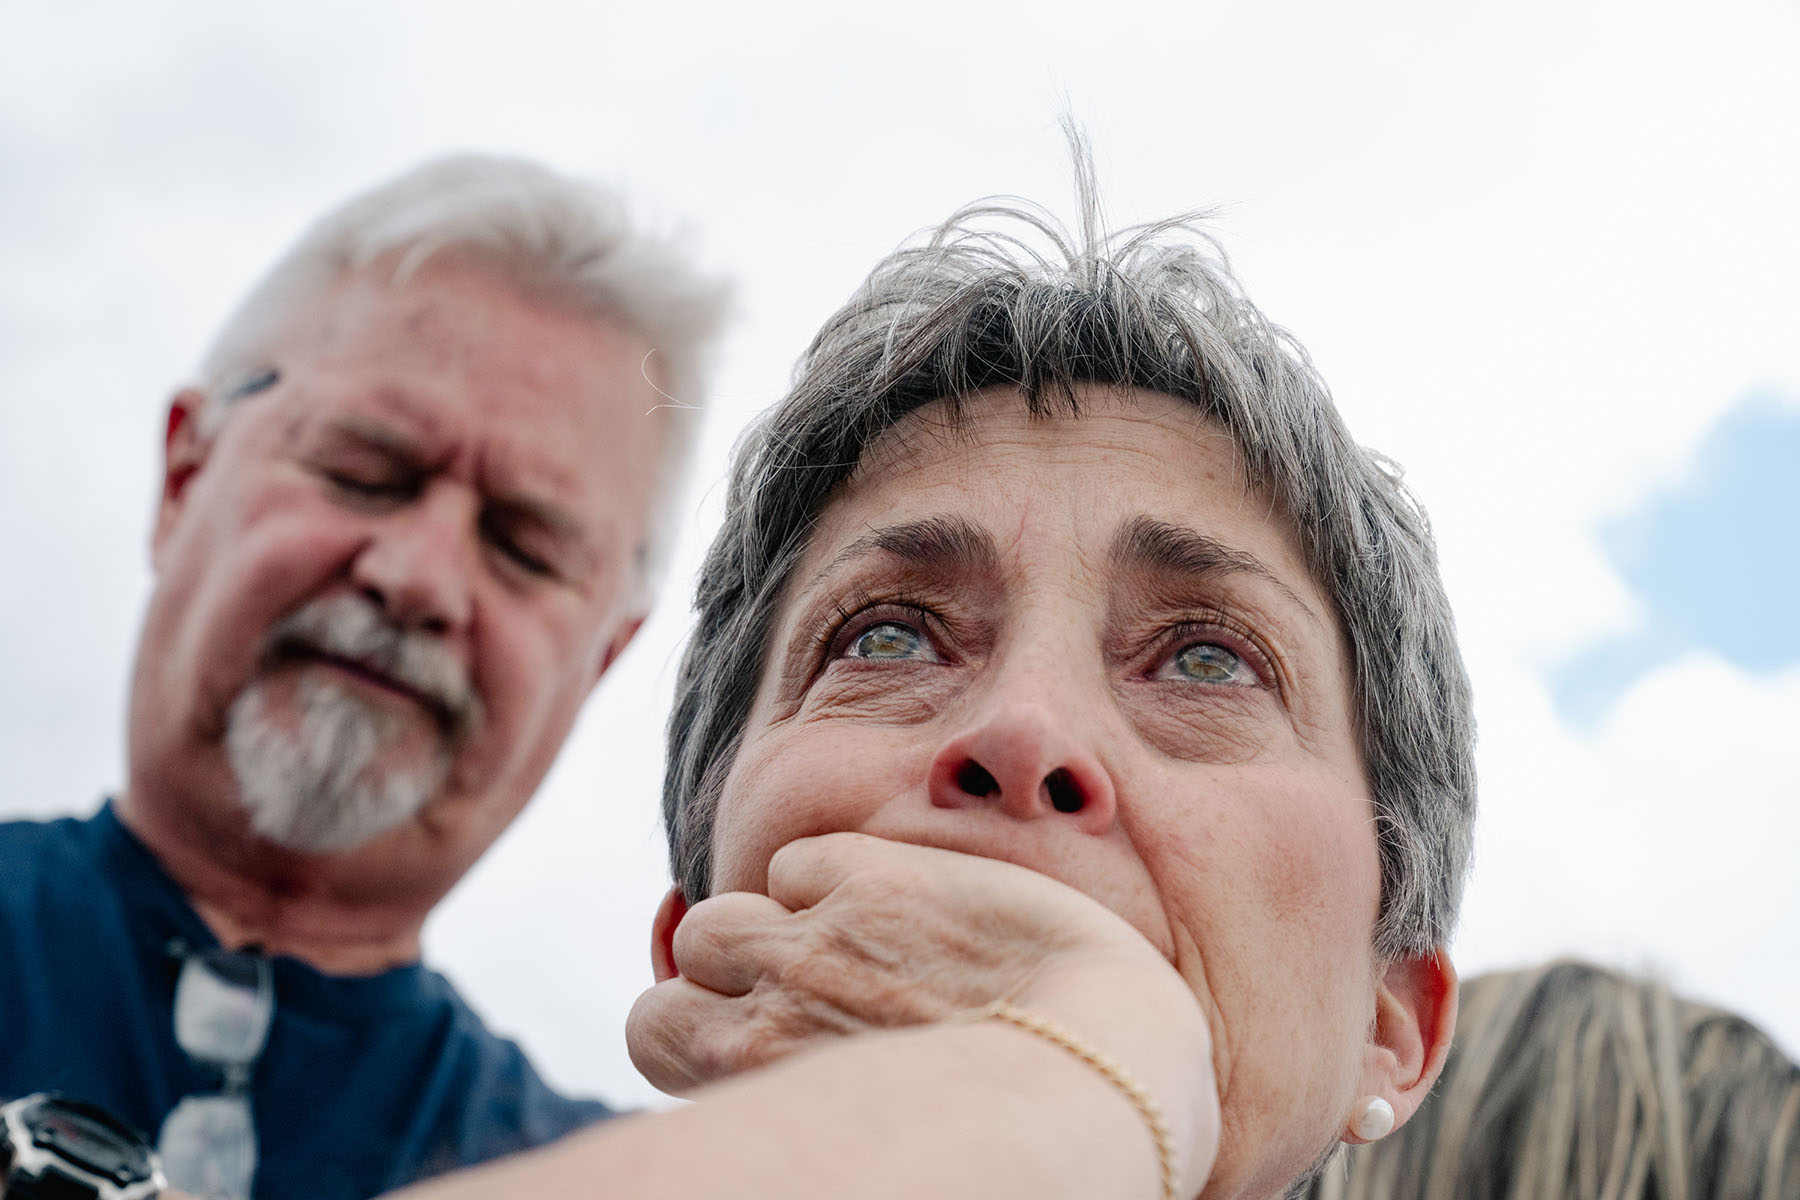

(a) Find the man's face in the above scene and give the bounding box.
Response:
[131,257,663,893]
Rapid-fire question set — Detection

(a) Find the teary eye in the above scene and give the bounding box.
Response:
[846,620,935,661]
[1159,640,1254,686]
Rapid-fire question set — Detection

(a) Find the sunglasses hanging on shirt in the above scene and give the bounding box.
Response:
[156,945,274,1200]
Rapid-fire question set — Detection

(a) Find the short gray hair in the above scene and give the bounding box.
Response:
[198,154,731,606]
[663,181,1475,961]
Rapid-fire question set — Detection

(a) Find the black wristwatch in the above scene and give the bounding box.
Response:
[0,1094,165,1200]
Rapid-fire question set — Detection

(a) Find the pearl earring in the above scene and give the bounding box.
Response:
[1350,1096,1395,1141]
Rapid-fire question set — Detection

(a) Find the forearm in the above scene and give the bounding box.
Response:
[391,996,1215,1200]
[401,837,1226,1200]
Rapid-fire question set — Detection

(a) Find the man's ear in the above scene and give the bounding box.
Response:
[1347,948,1458,1143]
[595,613,646,683]
[153,389,211,568]
[649,886,689,983]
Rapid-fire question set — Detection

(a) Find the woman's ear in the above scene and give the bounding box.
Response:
[649,887,690,983]
[1348,948,1458,1142]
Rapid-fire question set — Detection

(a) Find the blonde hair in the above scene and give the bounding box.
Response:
[1310,960,1800,1200]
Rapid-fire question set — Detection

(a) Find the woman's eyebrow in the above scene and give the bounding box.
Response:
[803,516,998,593]
[1112,516,1325,629]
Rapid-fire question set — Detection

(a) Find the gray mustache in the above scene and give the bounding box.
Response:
[261,595,483,740]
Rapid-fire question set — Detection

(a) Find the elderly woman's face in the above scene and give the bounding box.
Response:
[710,386,1384,1186]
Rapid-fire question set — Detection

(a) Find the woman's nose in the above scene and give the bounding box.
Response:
[926,698,1117,836]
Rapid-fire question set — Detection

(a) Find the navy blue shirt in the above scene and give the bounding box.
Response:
[0,804,613,1199]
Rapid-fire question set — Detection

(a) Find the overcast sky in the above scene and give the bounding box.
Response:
[3,0,1796,1108]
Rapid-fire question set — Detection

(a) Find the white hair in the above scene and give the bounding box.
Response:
[197,154,731,607]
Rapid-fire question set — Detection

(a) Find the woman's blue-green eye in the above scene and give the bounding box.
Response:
[1169,641,1249,684]
[847,621,930,661]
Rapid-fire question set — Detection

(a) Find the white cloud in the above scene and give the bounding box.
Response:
[1460,653,1800,1055]
[4,0,1797,1105]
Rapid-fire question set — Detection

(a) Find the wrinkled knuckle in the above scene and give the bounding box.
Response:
[654,1021,753,1086]
[773,939,851,999]
[778,929,946,1029]
[849,972,944,1027]
[831,861,927,918]
[690,1032,742,1081]
[626,1004,695,1090]
[767,836,821,881]
[712,1011,792,1076]
[672,908,724,962]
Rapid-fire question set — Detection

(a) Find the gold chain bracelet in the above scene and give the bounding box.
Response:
[957,999,1177,1200]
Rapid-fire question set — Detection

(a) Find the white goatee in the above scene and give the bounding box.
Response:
[223,594,478,852]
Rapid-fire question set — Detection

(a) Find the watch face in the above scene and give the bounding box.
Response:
[4,1094,160,1194]
[34,1106,152,1185]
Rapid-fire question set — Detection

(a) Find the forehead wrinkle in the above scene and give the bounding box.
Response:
[1112,516,1326,631]
[304,380,453,451]
[323,395,596,562]
[801,515,999,597]
[323,410,442,466]
[475,436,585,519]
[476,442,617,588]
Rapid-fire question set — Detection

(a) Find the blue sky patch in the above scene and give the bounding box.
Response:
[1551,394,1800,726]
